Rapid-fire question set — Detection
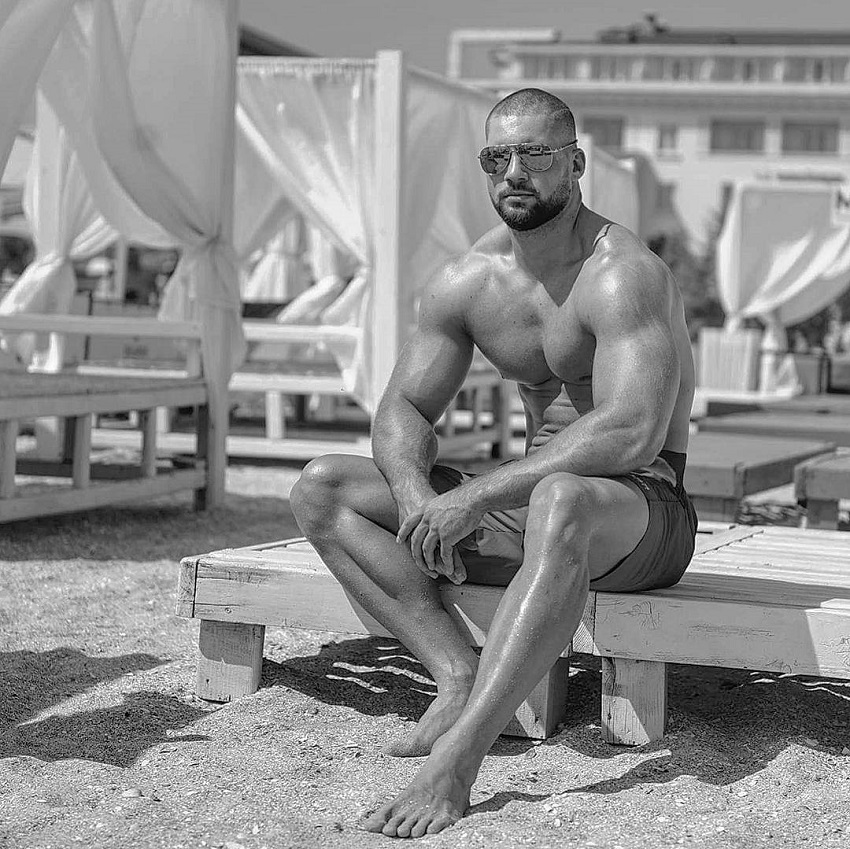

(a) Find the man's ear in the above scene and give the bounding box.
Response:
[572,148,587,180]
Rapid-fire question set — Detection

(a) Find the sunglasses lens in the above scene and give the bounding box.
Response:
[480,150,510,174]
[519,151,553,171]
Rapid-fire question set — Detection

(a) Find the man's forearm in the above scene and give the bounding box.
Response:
[459,410,661,513]
[372,396,440,507]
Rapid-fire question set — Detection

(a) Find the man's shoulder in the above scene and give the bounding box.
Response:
[591,225,672,294]
[578,224,675,324]
[426,227,508,298]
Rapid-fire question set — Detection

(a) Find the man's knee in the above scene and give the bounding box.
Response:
[290,454,361,524]
[528,472,597,534]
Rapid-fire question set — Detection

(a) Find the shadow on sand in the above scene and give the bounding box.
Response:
[0,648,209,766]
[263,636,850,799]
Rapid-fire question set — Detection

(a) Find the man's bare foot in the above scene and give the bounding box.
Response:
[362,738,476,837]
[383,681,473,757]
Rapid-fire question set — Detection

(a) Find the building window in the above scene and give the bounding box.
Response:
[657,124,679,153]
[582,116,624,151]
[709,119,766,153]
[782,121,839,154]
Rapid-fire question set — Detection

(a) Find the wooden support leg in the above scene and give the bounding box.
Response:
[601,657,667,745]
[0,419,18,499]
[155,406,172,434]
[71,414,92,489]
[492,382,512,460]
[804,498,839,530]
[502,656,570,740]
[194,403,210,512]
[264,391,285,440]
[196,620,266,702]
[139,409,157,478]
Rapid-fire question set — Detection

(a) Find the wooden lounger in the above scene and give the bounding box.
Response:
[176,525,850,746]
[0,371,210,523]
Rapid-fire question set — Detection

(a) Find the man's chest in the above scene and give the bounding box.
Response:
[469,293,595,386]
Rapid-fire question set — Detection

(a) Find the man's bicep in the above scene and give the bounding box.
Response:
[384,320,474,424]
[590,278,680,441]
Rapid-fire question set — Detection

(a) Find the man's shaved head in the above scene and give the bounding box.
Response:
[485,89,577,143]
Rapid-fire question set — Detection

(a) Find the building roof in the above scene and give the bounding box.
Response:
[238,24,316,57]
[596,16,850,46]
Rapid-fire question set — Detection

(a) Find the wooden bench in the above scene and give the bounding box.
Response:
[0,371,210,523]
[684,432,834,521]
[795,449,850,530]
[699,410,850,448]
[176,525,850,746]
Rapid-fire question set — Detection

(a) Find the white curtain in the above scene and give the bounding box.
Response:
[91,0,245,394]
[241,215,312,303]
[0,0,75,179]
[0,93,116,367]
[717,182,850,329]
[236,60,501,410]
[401,71,499,334]
[237,58,377,405]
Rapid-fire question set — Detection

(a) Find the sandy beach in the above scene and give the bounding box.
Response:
[2,462,850,849]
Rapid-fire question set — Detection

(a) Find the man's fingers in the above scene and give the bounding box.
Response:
[409,522,431,574]
[450,549,467,585]
[422,527,443,573]
[439,537,454,573]
[396,513,421,543]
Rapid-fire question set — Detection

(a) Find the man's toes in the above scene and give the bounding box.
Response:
[410,815,434,839]
[382,812,409,837]
[395,814,421,838]
[360,804,393,833]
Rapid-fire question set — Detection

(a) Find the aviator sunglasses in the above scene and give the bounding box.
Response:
[478,140,578,175]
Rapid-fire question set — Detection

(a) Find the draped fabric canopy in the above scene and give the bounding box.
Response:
[0,94,116,367]
[717,182,850,331]
[235,59,504,410]
[0,0,244,414]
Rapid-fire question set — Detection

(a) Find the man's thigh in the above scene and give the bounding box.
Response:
[579,475,651,582]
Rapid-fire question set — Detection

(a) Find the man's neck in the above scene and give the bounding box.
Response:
[509,198,589,283]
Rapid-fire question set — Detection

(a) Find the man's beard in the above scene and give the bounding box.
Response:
[493,182,571,232]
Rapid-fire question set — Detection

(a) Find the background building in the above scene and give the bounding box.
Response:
[453,15,850,246]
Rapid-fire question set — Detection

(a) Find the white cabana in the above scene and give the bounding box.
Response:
[233,53,643,414]
[716,181,850,391]
[0,0,242,503]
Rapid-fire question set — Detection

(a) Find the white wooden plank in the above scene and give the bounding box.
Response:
[91,428,374,460]
[592,593,850,678]
[0,382,207,420]
[241,322,360,344]
[0,313,201,339]
[0,468,204,523]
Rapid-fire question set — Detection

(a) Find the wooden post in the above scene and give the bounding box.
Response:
[112,237,129,302]
[601,656,667,745]
[0,419,18,499]
[194,402,210,511]
[71,414,92,489]
[139,409,157,478]
[196,619,265,701]
[371,50,405,416]
[264,391,285,440]
[493,381,513,460]
[503,656,570,739]
[804,499,840,530]
[200,0,240,507]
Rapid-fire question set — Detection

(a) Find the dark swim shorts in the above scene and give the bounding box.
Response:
[429,449,697,594]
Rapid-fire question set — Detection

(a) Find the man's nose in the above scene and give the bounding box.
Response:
[504,150,528,183]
